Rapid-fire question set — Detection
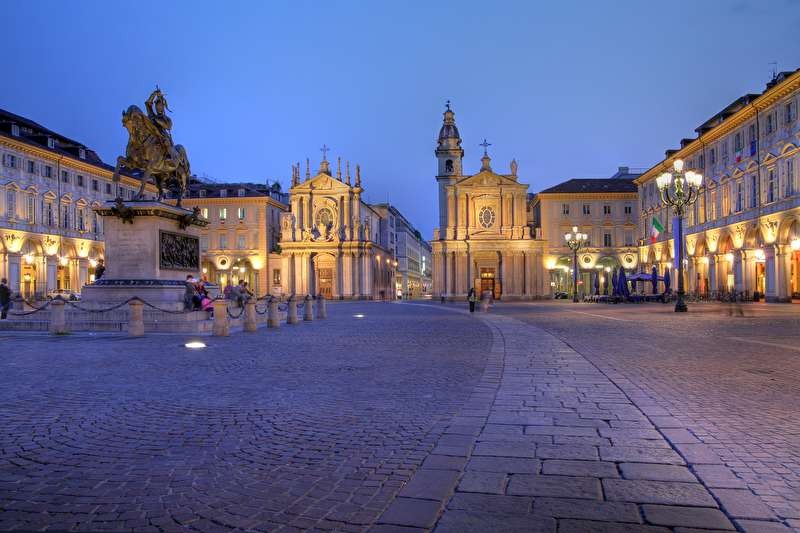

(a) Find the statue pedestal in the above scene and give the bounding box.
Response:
[82,201,212,310]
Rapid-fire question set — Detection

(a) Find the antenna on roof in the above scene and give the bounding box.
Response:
[769,61,778,81]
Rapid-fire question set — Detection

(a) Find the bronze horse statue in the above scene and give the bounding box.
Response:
[113,102,190,206]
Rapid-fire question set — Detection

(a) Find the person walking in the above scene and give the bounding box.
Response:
[0,278,10,319]
[468,288,477,313]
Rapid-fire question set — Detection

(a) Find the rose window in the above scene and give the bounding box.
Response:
[479,206,496,229]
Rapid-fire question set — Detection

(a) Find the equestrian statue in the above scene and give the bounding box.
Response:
[113,87,190,206]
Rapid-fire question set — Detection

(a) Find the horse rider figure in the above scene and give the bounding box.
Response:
[114,86,191,205]
[145,87,173,148]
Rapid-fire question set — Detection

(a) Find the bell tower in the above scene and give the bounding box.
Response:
[436,101,463,177]
[435,101,463,234]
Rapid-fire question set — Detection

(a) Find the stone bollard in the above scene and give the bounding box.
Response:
[287,295,299,324]
[268,297,280,328]
[316,293,327,319]
[128,299,145,337]
[48,298,68,335]
[480,291,490,313]
[244,298,257,332]
[212,299,230,336]
[303,294,314,321]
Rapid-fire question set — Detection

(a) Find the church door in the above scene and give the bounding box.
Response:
[480,268,500,299]
[314,254,336,299]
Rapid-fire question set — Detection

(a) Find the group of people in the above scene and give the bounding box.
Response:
[223,280,255,307]
[184,275,213,312]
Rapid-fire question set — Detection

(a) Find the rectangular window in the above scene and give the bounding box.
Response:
[6,190,16,218]
[26,194,35,223]
[219,234,227,249]
[237,235,246,249]
[603,205,611,215]
[710,148,716,165]
[237,188,245,197]
[61,205,69,228]
[237,207,245,220]
[734,132,743,152]
[624,204,632,215]
[624,230,633,246]
[722,183,730,216]
[44,165,53,178]
[750,175,757,208]
[736,180,743,212]
[561,203,569,216]
[27,160,35,173]
[786,102,795,124]
[219,207,227,220]
[45,202,53,226]
[709,189,717,220]
[201,207,209,219]
[92,213,98,234]
[582,204,590,215]
[272,269,281,285]
[200,236,208,251]
[721,140,728,160]
[788,159,795,196]
[698,153,705,169]
[4,154,17,168]
[78,208,85,231]
[105,183,112,194]
[61,170,69,183]
[767,168,775,202]
[767,113,774,134]
[91,179,99,191]
[603,232,612,247]
[76,175,84,187]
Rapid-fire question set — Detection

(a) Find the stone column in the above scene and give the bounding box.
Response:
[362,252,372,298]
[707,255,717,296]
[128,300,144,337]
[764,245,778,302]
[78,258,89,291]
[244,299,257,332]
[343,194,351,241]
[777,244,792,302]
[49,298,68,335]
[212,299,229,336]
[733,251,744,294]
[7,253,21,297]
[455,252,466,295]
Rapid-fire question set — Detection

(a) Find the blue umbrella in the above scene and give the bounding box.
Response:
[594,271,600,295]
[618,268,630,298]
[664,267,671,294]
[651,265,658,294]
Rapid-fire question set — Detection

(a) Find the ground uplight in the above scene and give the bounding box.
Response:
[185,341,207,349]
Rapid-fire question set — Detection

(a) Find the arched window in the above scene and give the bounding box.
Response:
[445,159,453,173]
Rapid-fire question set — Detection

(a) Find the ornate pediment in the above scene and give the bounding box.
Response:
[456,170,519,188]
[292,173,351,193]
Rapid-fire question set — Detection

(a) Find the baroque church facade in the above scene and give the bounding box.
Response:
[432,105,547,299]
[279,156,395,299]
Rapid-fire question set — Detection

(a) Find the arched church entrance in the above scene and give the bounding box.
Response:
[313,253,336,299]
[472,251,501,300]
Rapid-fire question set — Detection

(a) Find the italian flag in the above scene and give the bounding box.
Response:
[650,217,664,243]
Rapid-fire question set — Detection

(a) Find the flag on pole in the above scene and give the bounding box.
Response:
[650,217,664,243]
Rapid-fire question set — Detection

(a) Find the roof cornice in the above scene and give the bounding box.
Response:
[636,70,800,185]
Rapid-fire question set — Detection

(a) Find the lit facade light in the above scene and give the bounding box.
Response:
[791,238,800,251]
[673,159,684,172]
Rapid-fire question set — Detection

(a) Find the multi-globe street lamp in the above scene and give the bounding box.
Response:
[655,159,703,312]
[564,226,588,303]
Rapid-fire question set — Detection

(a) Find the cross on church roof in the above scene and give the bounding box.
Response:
[445,100,451,111]
[479,138,492,156]
[320,144,330,161]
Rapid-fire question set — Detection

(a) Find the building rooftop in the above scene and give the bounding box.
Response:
[538,178,638,194]
[186,180,289,204]
[0,107,114,171]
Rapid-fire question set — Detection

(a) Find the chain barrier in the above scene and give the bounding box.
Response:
[9,298,53,317]
[64,297,140,314]
[254,303,269,315]
[226,305,245,319]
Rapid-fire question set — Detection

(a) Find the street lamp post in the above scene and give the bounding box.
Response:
[564,226,588,303]
[655,159,703,312]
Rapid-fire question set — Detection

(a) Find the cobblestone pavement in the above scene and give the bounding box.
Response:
[2,300,797,532]
[0,303,490,532]
[495,300,800,531]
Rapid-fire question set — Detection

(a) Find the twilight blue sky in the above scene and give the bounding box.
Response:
[2,0,799,237]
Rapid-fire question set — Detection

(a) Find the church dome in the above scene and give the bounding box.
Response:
[438,104,461,145]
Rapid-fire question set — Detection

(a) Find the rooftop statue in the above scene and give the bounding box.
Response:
[113,87,190,206]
